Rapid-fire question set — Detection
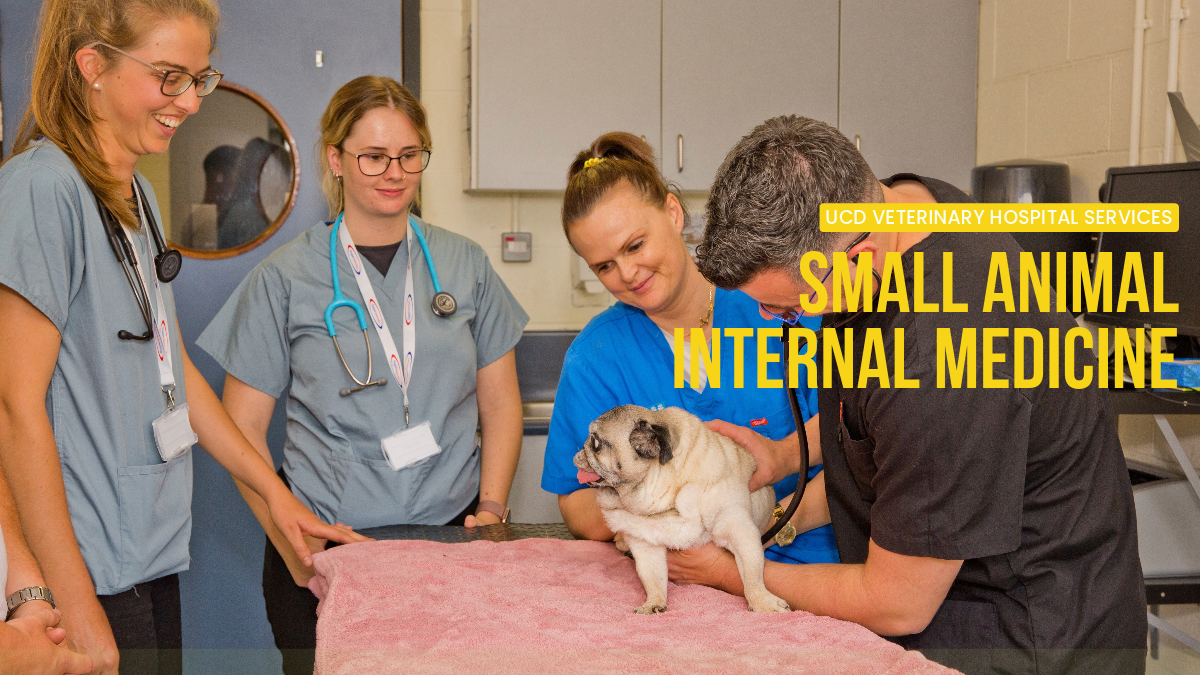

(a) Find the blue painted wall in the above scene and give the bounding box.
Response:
[2,1,403,671]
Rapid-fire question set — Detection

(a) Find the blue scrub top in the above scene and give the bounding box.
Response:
[0,143,192,594]
[542,288,838,564]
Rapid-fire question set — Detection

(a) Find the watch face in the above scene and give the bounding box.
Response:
[774,523,797,547]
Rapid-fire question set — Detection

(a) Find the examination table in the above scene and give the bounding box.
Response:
[307,523,957,675]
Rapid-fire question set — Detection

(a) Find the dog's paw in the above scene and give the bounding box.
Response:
[747,592,790,613]
[613,533,631,554]
[634,602,668,615]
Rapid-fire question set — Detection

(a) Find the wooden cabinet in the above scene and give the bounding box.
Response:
[471,0,661,191]
[471,1,977,191]
[838,0,979,189]
[662,0,839,190]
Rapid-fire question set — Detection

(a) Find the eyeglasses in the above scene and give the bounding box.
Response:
[759,231,873,326]
[349,150,432,176]
[86,42,223,97]
[760,304,806,326]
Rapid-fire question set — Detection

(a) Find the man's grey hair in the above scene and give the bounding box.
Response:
[697,115,882,289]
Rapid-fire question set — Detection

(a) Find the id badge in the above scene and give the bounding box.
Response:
[152,404,197,462]
[381,421,442,471]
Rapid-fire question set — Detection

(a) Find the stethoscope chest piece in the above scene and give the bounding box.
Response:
[156,248,183,283]
[432,291,457,317]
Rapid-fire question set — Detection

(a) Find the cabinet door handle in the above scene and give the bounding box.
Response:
[855,135,862,151]
[677,134,684,173]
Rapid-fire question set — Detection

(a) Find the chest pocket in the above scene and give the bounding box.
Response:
[839,418,877,502]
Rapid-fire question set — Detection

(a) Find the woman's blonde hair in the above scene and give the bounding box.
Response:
[562,132,685,240]
[318,75,431,218]
[11,0,220,228]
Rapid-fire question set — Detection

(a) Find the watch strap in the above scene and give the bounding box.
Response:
[6,586,55,621]
[475,500,510,523]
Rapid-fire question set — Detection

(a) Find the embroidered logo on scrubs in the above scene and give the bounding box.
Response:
[346,244,364,275]
[367,298,385,329]
[404,294,414,326]
[750,418,768,427]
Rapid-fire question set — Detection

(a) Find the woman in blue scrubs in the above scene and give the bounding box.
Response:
[199,76,528,675]
[541,133,836,565]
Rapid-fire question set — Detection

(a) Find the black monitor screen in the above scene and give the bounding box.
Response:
[1087,161,1200,336]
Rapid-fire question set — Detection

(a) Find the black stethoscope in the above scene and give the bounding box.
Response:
[96,182,183,341]
[759,233,881,545]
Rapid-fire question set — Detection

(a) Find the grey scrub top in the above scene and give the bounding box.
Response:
[197,218,528,528]
[0,143,191,595]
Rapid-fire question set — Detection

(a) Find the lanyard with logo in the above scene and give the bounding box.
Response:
[124,183,196,461]
[339,220,441,471]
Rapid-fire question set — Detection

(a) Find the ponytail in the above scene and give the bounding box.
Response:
[562,132,682,232]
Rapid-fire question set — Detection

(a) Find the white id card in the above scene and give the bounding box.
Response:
[152,404,197,462]
[381,421,442,471]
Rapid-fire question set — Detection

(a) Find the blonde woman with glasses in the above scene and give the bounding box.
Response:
[0,2,361,673]
[198,75,527,675]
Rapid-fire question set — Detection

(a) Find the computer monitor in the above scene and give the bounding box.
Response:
[1087,161,1200,336]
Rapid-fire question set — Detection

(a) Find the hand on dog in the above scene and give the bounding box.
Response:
[667,544,744,596]
[704,420,801,491]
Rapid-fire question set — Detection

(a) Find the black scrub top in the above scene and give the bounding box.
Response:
[817,175,1146,675]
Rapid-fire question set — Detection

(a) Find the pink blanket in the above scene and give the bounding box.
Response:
[309,539,957,675]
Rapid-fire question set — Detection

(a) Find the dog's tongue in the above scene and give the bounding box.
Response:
[577,468,602,484]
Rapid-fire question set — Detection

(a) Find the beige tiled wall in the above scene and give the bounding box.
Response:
[979,0,1200,489]
[978,0,1200,202]
[983,2,1200,652]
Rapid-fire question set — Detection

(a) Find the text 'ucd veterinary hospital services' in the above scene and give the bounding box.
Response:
[674,203,1182,392]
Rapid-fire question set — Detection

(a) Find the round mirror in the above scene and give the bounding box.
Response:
[135,81,299,258]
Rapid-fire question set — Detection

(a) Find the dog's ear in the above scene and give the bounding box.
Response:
[629,419,673,464]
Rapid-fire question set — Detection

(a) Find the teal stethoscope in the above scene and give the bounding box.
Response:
[324,213,456,396]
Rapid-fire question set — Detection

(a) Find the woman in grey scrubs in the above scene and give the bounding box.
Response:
[0,2,361,673]
[198,75,527,674]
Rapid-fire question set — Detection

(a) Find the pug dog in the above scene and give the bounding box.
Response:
[574,404,790,614]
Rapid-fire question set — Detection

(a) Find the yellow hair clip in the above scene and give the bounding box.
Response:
[583,157,605,169]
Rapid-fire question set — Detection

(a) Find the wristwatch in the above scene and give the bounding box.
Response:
[475,500,511,523]
[6,586,55,621]
[771,503,797,547]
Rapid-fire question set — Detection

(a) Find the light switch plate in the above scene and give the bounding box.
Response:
[501,232,532,262]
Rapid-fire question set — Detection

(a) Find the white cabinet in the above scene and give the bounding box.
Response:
[471,0,661,191]
[838,0,979,189]
[661,0,840,190]
[470,1,977,192]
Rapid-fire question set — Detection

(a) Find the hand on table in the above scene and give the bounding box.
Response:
[666,543,743,597]
[464,511,503,527]
[284,523,362,588]
[266,490,371,566]
[2,606,93,675]
[705,420,801,491]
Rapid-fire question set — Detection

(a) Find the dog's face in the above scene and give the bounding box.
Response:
[573,405,674,489]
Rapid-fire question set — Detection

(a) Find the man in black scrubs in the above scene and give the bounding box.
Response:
[673,116,1146,675]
